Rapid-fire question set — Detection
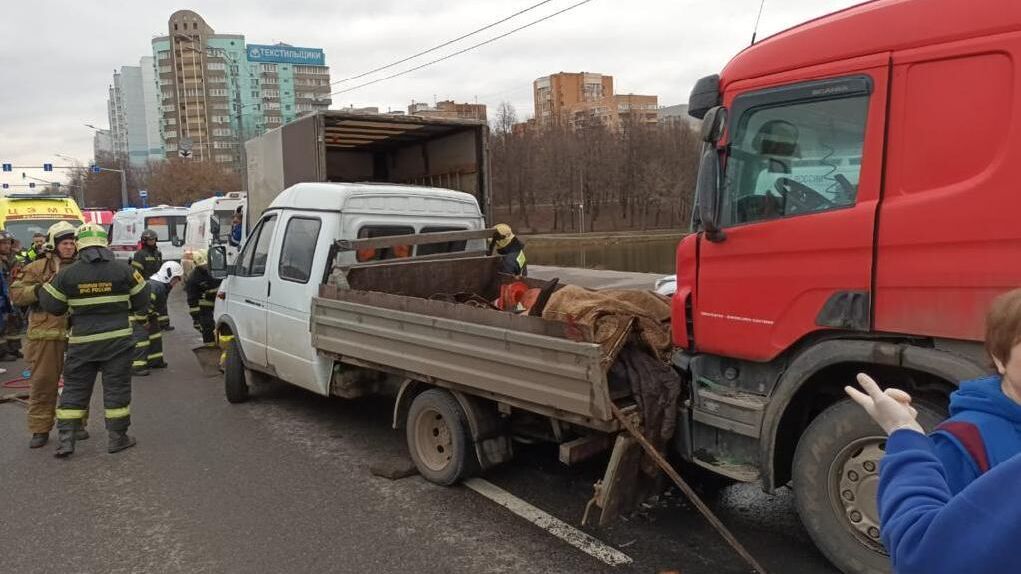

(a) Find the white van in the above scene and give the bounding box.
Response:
[183,192,246,275]
[214,182,485,391]
[109,205,189,262]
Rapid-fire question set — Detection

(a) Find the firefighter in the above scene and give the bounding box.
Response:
[0,231,24,360]
[132,261,183,376]
[131,229,163,278]
[38,222,149,457]
[12,222,87,448]
[488,223,528,276]
[186,248,221,346]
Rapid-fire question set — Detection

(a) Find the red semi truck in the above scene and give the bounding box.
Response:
[674,0,1021,572]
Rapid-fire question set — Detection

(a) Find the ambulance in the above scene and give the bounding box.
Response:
[0,194,84,245]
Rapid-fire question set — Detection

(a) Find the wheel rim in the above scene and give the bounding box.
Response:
[413,407,453,472]
[830,437,887,555]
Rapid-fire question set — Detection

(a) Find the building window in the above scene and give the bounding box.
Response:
[212,128,234,137]
[260,63,277,73]
[251,91,259,98]
[209,89,228,97]
[207,62,226,71]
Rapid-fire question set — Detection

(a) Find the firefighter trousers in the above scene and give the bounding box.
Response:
[56,342,133,432]
[133,316,164,369]
[198,308,216,344]
[26,339,67,434]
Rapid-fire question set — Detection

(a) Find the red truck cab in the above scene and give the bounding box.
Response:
[672,1,1021,572]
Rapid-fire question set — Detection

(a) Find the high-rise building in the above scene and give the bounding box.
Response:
[105,60,165,167]
[93,129,114,157]
[533,72,657,129]
[151,10,332,171]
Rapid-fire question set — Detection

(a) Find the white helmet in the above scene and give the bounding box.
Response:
[152,261,185,284]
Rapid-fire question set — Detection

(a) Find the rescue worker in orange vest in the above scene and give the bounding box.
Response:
[38,223,149,457]
[488,223,528,276]
[11,222,87,448]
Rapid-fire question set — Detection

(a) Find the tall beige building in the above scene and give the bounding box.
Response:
[151,10,332,170]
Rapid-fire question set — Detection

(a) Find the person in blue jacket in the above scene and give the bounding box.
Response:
[846,373,1021,574]
[930,289,1021,493]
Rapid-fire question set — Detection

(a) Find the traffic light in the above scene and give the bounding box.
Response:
[1,163,11,172]
[43,163,53,172]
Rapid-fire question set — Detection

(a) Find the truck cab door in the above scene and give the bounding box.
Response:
[266,212,332,394]
[695,60,890,361]
[226,213,278,368]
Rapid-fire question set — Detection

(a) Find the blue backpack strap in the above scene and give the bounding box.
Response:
[935,421,991,474]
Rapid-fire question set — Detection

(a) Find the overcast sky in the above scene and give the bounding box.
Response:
[0,0,863,186]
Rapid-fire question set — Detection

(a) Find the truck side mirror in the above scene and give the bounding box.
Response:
[208,245,230,279]
[700,106,727,144]
[171,237,184,248]
[696,145,726,243]
[209,216,221,241]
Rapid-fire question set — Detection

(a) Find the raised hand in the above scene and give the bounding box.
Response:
[845,373,924,435]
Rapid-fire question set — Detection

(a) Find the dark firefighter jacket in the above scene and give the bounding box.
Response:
[38,247,149,359]
[131,245,163,278]
[186,266,221,320]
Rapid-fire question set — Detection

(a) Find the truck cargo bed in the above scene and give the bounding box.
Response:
[310,257,618,431]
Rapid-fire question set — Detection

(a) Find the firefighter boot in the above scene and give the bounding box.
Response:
[108,430,137,454]
[76,428,90,441]
[29,432,48,448]
[54,426,77,458]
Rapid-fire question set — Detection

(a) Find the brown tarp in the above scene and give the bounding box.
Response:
[543,285,682,473]
[542,285,674,361]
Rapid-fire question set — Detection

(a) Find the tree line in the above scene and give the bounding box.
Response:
[489,102,701,234]
[67,104,701,234]
[66,153,241,209]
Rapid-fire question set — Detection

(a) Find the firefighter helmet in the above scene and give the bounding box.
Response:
[75,222,109,249]
[192,248,209,268]
[46,221,77,251]
[492,223,515,250]
[154,260,184,283]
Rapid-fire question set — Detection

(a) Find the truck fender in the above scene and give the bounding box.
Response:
[393,380,513,471]
[758,339,985,491]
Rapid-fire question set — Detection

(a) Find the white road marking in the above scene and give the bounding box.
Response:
[464,477,634,567]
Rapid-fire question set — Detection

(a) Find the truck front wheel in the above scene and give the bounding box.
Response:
[406,389,478,486]
[792,397,944,574]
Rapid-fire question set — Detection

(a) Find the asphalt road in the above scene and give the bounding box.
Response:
[0,289,838,574]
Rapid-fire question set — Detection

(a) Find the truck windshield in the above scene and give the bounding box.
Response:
[4,219,82,246]
[722,94,869,226]
[145,216,187,242]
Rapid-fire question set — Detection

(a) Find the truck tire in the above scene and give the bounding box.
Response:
[793,397,945,574]
[224,339,249,404]
[406,389,478,486]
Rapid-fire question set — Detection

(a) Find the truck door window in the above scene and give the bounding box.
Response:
[722,90,869,226]
[355,226,414,262]
[278,217,321,283]
[236,215,277,277]
[417,226,468,256]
